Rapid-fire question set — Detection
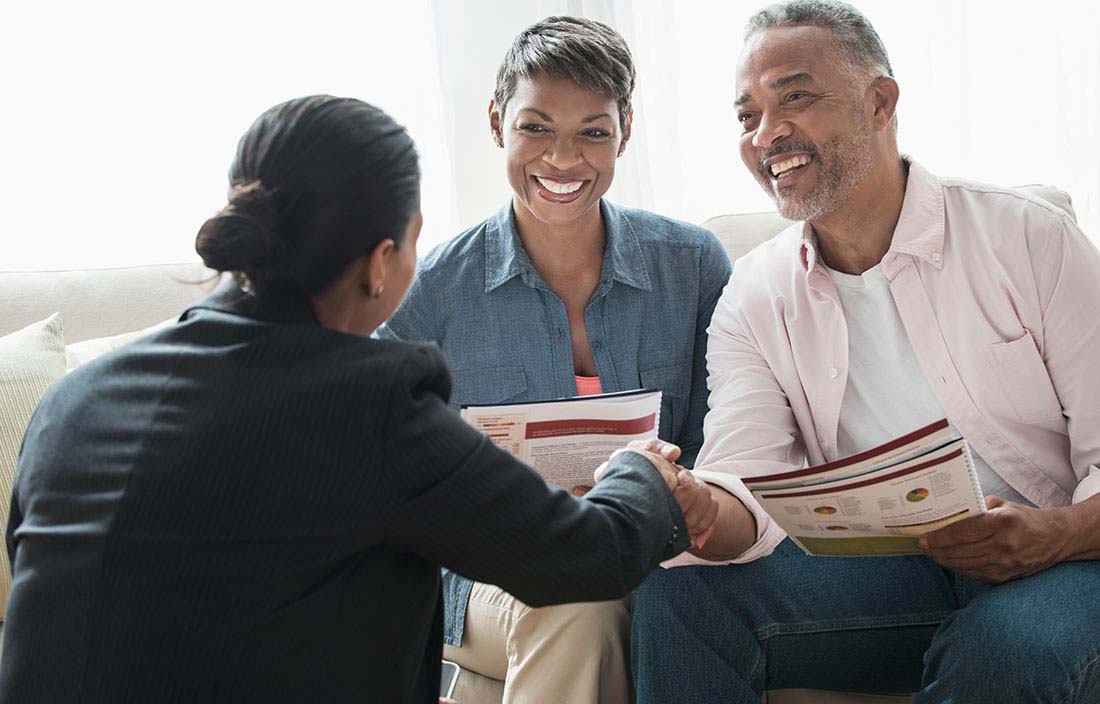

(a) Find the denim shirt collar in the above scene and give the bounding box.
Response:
[484,199,653,293]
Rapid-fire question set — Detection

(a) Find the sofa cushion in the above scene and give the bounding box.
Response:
[701,211,791,263]
[0,262,211,342]
[0,314,67,617]
[65,317,176,370]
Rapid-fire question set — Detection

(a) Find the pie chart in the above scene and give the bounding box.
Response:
[813,506,838,515]
[906,487,930,502]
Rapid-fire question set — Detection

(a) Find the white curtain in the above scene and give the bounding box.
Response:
[3,1,1098,271]
[1,0,460,270]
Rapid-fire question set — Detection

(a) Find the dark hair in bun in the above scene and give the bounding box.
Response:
[195,95,420,296]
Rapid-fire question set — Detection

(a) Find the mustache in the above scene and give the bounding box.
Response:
[758,142,819,175]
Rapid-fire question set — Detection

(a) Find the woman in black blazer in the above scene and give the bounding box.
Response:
[1,96,716,703]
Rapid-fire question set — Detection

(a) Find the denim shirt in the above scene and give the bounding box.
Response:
[376,199,731,646]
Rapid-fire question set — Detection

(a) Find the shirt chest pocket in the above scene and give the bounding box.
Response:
[986,334,1064,430]
[639,358,693,440]
[449,365,528,407]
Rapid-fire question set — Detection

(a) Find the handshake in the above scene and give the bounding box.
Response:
[595,439,719,551]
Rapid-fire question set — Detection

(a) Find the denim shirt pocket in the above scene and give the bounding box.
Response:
[450,365,528,406]
[639,358,693,440]
[986,334,1064,431]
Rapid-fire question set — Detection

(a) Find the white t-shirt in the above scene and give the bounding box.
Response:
[829,264,1032,505]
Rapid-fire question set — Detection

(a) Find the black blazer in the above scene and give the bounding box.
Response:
[1,282,688,703]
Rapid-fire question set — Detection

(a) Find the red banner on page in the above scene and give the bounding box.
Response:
[525,413,657,439]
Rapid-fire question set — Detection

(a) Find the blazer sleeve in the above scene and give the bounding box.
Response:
[6,400,42,569]
[380,345,690,607]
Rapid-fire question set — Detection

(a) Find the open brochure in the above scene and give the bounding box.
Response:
[461,389,661,495]
[743,419,986,557]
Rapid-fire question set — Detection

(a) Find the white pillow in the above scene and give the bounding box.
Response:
[0,313,66,617]
[65,317,175,370]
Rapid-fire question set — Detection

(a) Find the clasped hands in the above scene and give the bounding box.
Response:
[594,439,719,550]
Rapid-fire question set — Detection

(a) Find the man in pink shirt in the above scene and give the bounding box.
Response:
[631,2,1100,702]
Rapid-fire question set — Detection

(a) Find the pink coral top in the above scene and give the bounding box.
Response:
[574,375,603,396]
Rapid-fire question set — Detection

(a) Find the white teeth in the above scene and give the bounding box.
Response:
[536,176,584,194]
[770,155,812,177]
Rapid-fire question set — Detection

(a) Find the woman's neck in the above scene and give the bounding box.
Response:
[512,199,606,280]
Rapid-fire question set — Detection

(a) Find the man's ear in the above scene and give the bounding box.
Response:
[489,100,504,148]
[362,239,396,297]
[618,110,634,157]
[869,77,900,132]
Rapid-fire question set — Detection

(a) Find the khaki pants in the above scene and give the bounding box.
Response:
[443,581,632,704]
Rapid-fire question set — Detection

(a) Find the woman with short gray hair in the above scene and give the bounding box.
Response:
[378,16,731,702]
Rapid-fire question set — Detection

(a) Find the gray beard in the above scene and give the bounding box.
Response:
[770,126,875,222]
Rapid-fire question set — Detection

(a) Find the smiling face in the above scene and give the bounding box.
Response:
[735,25,878,222]
[491,74,630,231]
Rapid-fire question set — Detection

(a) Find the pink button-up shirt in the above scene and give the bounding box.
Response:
[679,159,1100,565]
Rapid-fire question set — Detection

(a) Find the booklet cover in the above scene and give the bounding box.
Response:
[743,419,986,557]
[461,389,662,495]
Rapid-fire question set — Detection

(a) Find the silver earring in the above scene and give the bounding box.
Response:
[374,285,385,299]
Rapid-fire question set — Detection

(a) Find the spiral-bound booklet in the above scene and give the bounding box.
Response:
[742,419,987,556]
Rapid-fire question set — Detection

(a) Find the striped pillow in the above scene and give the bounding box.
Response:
[0,314,66,617]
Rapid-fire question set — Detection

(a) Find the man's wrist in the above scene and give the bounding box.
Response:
[688,486,756,561]
[1060,495,1100,560]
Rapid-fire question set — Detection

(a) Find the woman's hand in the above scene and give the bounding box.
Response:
[595,439,718,549]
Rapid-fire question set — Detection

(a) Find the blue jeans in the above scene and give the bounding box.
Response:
[632,539,1100,703]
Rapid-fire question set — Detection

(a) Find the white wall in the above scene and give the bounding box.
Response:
[2,0,1098,271]
[1,0,458,269]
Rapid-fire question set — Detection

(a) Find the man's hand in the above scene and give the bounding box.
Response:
[671,466,719,550]
[918,496,1072,584]
[594,439,719,549]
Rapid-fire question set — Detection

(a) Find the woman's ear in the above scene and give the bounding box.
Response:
[618,110,634,157]
[362,239,396,298]
[489,100,504,148]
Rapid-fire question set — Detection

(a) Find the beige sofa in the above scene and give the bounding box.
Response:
[0,185,1075,703]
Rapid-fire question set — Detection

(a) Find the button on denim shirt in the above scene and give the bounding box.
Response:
[377,199,732,646]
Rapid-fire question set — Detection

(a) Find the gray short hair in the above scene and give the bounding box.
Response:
[745,1,893,80]
[494,16,635,129]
